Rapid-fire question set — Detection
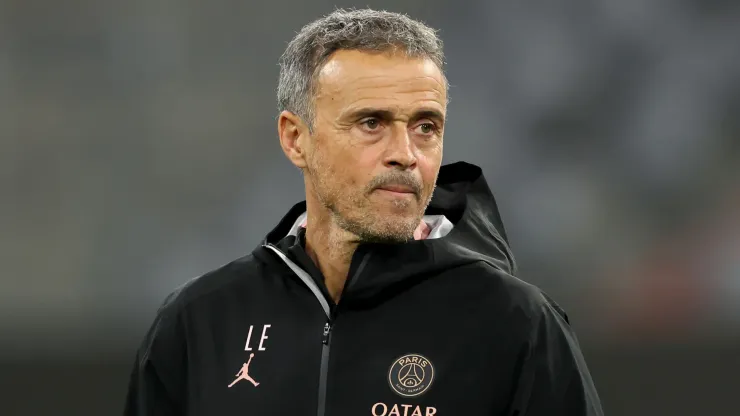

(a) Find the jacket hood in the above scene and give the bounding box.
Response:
[258,161,517,303]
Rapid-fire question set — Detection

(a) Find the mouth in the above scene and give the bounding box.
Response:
[378,184,415,194]
[375,184,417,199]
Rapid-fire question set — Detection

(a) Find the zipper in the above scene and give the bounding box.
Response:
[264,244,368,416]
[322,322,332,345]
[317,321,332,416]
[315,250,369,416]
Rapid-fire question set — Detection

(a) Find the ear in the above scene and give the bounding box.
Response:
[277,110,310,169]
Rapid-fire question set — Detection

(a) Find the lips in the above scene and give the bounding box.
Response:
[378,184,415,194]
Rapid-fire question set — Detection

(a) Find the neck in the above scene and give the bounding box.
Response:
[301,181,431,303]
[303,208,358,304]
[302,208,431,304]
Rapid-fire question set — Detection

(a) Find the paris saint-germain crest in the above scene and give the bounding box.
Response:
[388,353,435,397]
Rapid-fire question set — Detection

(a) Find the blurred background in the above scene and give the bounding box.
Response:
[1,0,738,414]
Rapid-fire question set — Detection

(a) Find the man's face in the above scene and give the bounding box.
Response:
[304,49,447,243]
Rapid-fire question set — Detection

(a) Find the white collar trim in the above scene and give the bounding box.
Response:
[285,211,453,240]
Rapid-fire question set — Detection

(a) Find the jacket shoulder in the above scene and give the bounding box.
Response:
[475,260,570,324]
[156,253,265,314]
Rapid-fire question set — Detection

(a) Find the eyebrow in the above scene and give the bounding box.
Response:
[344,107,445,124]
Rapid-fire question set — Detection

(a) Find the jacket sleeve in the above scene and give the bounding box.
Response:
[506,295,604,416]
[124,297,187,416]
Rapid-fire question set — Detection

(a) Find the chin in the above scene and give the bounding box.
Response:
[359,232,413,245]
[338,200,422,243]
[364,219,418,244]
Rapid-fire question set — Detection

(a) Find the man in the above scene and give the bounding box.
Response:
[125,8,603,416]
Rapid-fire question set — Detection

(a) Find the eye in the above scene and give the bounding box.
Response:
[413,122,438,136]
[361,118,382,131]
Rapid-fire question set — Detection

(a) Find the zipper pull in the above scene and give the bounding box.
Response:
[322,322,332,345]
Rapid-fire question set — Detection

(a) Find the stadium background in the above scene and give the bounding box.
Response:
[1,0,738,414]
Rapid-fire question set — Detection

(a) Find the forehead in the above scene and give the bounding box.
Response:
[315,50,447,113]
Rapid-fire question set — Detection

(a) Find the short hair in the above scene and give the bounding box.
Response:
[277,8,446,130]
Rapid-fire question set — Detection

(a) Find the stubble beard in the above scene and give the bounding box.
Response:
[306,155,434,244]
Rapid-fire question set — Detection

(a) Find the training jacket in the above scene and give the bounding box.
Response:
[124,161,604,416]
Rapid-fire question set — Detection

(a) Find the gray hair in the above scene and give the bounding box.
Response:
[277,9,446,130]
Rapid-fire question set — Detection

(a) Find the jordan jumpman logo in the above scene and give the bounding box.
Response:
[228,353,260,388]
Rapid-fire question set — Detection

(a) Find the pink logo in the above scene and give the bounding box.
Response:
[228,353,260,388]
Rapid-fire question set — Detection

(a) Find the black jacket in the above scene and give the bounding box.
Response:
[125,162,603,416]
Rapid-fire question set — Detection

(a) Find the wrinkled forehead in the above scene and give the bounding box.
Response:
[314,50,448,112]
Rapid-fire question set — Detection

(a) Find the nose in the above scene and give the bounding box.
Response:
[383,126,417,170]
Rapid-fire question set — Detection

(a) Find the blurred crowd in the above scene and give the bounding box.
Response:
[440,0,740,340]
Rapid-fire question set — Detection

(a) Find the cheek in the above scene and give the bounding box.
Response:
[340,146,383,186]
[351,145,382,168]
[314,149,364,191]
[417,148,443,186]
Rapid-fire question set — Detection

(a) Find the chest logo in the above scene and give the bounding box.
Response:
[388,354,435,397]
[228,353,260,388]
[228,324,271,389]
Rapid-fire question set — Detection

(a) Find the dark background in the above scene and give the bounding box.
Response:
[2,1,739,414]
